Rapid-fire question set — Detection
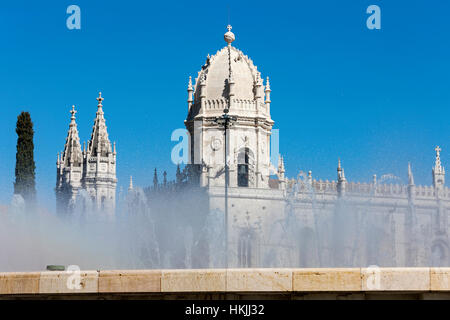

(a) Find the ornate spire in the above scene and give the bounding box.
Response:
[408,162,415,185]
[188,76,193,91]
[337,159,345,179]
[187,76,194,110]
[83,92,118,214]
[337,159,347,197]
[434,146,444,174]
[265,77,271,101]
[264,76,272,116]
[199,73,207,99]
[61,105,83,167]
[254,72,263,102]
[87,92,112,157]
[433,145,445,190]
[278,155,285,173]
[407,162,416,202]
[128,176,133,191]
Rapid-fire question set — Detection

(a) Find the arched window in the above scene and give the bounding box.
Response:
[238,148,253,187]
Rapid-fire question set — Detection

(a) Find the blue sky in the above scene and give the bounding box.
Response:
[0,0,449,208]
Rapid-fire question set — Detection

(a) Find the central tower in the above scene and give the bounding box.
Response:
[185,26,275,189]
[184,26,286,268]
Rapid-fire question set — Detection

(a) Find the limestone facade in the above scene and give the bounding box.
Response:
[185,26,450,268]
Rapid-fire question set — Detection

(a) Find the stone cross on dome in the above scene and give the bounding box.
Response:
[224,25,235,44]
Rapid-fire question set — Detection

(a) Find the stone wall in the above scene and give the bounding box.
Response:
[1,268,449,299]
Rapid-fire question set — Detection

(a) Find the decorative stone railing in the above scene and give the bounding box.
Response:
[203,98,267,115]
[0,268,449,298]
[204,98,227,111]
[230,99,256,112]
[290,179,450,200]
[311,180,337,192]
[415,185,437,198]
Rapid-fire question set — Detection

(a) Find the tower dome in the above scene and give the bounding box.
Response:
[194,46,258,101]
[187,26,269,120]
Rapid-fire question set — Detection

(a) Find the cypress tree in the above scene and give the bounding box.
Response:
[14,112,36,204]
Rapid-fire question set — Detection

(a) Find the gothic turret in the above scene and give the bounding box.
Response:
[187,76,194,112]
[278,155,286,190]
[337,159,347,197]
[128,176,133,191]
[433,146,445,196]
[406,162,418,266]
[265,77,271,115]
[56,105,84,214]
[254,72,264,107]
[83,92,117,214]
[408,162,416,202]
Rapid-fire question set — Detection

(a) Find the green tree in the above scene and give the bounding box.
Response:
[14,112,36,204]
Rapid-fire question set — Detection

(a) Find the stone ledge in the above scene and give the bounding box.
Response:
[99,270,161,293]
[40,271,98,294]
[227,268,292,292]
[0,272,40,294]
[430,268,450,291]
[293,268,361,292]
[0,268,449,296]
[162,269,226,292]
[361,267,430,291]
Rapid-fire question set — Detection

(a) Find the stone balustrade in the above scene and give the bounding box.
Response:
[292,179,450,200]
[0,268,449,299]
[204,98,263,114]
